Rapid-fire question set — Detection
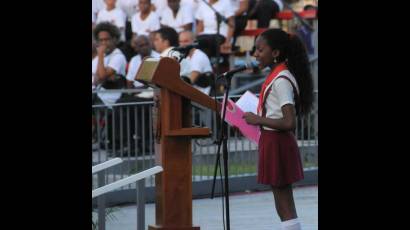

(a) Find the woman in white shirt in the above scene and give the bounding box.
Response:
[96,0,127,42]
[160,0,194,32]
[131,0,161,37]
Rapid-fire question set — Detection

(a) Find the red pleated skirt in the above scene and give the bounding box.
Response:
[257,129,304,186]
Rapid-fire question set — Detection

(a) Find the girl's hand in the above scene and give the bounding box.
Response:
[242,112,261,125]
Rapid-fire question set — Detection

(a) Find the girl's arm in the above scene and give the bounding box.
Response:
[242,104,296,131]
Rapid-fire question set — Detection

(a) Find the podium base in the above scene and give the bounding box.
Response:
[148,225,200,230]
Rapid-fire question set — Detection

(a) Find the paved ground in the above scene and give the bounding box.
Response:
[104,185,318,230]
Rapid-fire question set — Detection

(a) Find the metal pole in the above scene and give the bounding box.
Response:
[97,170,106,230]
[137,179,145,230]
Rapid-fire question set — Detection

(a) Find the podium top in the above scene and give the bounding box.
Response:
[135,57,162,85]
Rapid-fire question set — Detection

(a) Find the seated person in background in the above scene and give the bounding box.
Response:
[179,30,214,95]
[137,27,181,99]
[247,0,282,28]
[126,35,160,89]
[117,0,139,41]
[153,27,180,57]
[92,22,127,105]
[131,0,161,37]
[151,0,168,15]
[195,0,235,57]
[96,0,127,42]
[231,0,249,50]
[160,0,194,33]
[181,0,199,15]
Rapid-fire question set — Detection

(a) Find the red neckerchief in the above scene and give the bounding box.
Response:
[257,62,288,114]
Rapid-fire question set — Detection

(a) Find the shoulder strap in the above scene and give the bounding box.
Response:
[277,75,300,115]
[261,75,300,117]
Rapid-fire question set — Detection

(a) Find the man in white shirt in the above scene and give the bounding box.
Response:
[92,22,127,105]
[131,0,161,37]
[126,35,160,88]
[195,0,235,57]
[179,30,213,95]
[179,30,215,128]
[96,0,127,42]
[153,27,180,57]
[134,27,181,99]
[160,0,194,33]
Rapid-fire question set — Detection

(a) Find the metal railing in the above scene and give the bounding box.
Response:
[92,92,318,187]
[92,158,163,230]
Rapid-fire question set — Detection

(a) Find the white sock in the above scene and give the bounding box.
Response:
[280,218,302,230]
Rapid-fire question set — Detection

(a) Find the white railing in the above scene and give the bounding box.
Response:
[92,158,123,174]
[92,166,163,198]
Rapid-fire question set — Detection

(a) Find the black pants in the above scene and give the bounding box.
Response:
[248,0,280,28]
[233,15,248,46]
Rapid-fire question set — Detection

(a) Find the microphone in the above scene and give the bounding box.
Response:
[172,42,201,53]
[218,60,259,79]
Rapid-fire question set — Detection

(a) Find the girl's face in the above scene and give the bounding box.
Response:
[253,36,276,69]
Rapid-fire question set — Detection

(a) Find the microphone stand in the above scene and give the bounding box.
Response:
[199,1,232,229]
[210,72,235,230]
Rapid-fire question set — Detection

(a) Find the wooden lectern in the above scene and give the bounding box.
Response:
[135,57,221,230]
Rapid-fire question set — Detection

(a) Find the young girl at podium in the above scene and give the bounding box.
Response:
[242,28,313,230]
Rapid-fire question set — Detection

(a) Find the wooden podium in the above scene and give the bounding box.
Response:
[136,57,221,230]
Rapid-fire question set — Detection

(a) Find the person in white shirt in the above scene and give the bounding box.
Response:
[117,0,139,41]
[137,27,184,99]
[151,0,168,15]
[152,27,180,57]
[126,35,160,88]
[93,0,106,21]
[160,0,194,33]
[181,0,199,15]
[179,30,213,95]
[179,30,214,128]
[118,0,139,19]
[96,0,127,42]
[92,22,127,105]
[242,28,313,230]
[195,0,235,57]
[131,0,161,37]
